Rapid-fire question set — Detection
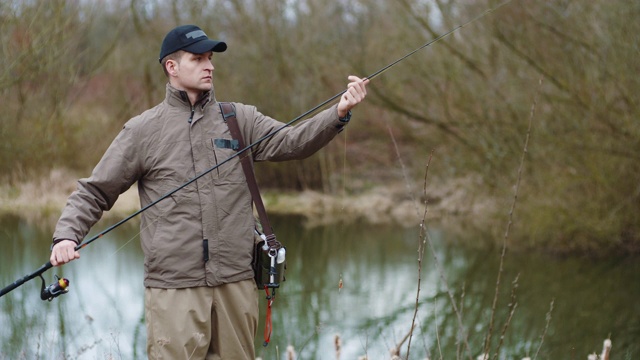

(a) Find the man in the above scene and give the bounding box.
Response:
[50,24,368,359]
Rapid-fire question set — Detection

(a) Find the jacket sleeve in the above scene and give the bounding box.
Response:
[236,103,348,162]
[52,123,143,244]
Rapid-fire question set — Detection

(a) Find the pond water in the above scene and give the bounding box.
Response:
[0,213,638,359]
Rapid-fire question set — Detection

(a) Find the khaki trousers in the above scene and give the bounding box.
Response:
[145,279,258,360]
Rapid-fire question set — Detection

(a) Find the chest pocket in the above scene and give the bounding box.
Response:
[205,137,240,181]
[203,104,248,182]
[214,138,239,151]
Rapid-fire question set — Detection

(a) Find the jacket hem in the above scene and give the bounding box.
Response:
[144,271,254,289]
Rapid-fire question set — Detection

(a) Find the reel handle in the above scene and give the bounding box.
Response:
[39,275,70,301]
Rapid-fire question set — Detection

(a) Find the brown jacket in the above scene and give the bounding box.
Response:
[53,83,348,288]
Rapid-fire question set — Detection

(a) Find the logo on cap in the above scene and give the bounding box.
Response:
[185,30,206,39]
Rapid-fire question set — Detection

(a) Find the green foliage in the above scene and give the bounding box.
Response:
[364,0,640,254]
[0,0,638,253]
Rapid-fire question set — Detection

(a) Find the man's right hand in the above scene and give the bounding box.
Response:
[50,240,80,266]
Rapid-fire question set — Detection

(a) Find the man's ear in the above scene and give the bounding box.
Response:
[165,59,179,77]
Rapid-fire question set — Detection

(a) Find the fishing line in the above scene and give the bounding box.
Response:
[341,127,348,210]
[1,0,514,298]
[107,188,185,258]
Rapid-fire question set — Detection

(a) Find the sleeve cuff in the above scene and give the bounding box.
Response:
[51,238,79,250]
[338,110,352,123]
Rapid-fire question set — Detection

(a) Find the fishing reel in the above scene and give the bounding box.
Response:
[39,274,69,301]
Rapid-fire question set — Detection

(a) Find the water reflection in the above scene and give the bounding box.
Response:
[1,214,638,359]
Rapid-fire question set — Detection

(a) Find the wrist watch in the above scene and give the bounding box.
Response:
[339,110,352,123]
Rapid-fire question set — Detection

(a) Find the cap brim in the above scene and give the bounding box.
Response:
[184,39,227,54]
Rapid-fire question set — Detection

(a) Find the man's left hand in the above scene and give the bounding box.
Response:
[337,76,369,118]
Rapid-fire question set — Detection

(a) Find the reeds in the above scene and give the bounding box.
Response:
[482,79,542,360]
[587,339,612,360]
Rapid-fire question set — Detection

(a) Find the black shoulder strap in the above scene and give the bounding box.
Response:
[219,102,277,246]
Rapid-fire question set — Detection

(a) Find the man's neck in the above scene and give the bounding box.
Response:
[188,92,200,105]
[169,83,203,105]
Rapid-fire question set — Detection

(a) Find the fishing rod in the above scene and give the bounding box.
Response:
[0,0,513,300]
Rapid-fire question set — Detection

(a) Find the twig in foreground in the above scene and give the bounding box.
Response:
[532,299,554,360]
[405,150,433,360]
[483,78,542,358]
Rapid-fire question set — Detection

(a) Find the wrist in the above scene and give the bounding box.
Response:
[51,238,78,250]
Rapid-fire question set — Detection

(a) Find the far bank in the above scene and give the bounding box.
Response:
[2,168,638,257]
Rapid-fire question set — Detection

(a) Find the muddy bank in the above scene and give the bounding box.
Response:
[263,178,495,228]
[0,169,495,230]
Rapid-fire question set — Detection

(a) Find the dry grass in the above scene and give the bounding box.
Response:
[0,168,140,228]
[0,168,494,232]
[263,176,496,229]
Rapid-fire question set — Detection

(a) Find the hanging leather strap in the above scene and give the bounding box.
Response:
[219,102,277,246]
[220,102,278,347]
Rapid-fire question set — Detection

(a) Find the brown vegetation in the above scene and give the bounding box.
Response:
[0,0,638,255]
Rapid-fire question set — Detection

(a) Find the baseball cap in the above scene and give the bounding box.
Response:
[159,25,227,63]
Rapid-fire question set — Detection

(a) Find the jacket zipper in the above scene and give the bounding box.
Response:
[186,104,208,272]
[188,106,195,124]
[176,91,212,278]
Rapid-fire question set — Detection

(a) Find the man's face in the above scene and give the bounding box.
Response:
[170,51,214,96]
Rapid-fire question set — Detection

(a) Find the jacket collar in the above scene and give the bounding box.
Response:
[165,83,215,109]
